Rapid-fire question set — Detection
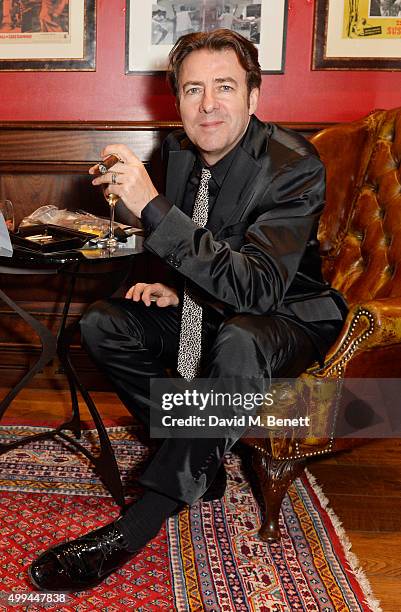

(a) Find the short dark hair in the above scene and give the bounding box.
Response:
[167,29,262,98]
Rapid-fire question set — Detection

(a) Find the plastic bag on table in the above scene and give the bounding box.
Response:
[19,205,111,238]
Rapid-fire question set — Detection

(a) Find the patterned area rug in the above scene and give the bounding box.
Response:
[0,424,381,611]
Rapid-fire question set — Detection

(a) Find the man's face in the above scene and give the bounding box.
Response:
[177,48,259,166]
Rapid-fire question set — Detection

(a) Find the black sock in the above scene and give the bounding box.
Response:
[117,490,179,553]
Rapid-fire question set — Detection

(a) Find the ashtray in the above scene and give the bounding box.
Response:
[10,224,94,253]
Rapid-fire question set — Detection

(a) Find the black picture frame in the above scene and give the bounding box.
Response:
[313,0,401,71]
[125,0,288,75]
[0,0,96,71]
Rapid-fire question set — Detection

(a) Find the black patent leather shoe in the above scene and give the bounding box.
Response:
[202,465,227,502]
[28,519,135,593]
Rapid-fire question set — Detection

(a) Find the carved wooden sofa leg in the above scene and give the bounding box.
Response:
[252,449,306,541]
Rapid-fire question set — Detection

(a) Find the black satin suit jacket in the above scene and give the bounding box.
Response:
[144,115,346,361]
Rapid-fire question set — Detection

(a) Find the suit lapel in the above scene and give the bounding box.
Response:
[207,147,262,237]
[165,149,195,208]
[208,116,270,237]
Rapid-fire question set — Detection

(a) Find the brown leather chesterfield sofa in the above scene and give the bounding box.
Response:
[244,107,401,541]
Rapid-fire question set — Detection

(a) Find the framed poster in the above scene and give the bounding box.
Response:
[126,1,287,74]
[0,0,96,71]
[313,0,401,70]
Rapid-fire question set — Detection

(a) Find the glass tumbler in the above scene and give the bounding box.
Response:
[0,199,15,231]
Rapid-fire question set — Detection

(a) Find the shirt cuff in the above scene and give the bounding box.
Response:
[141,195,172,235]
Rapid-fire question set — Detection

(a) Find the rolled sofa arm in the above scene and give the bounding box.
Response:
[309,297,401,378]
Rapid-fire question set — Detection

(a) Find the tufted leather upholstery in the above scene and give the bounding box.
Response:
[309,108,401,386]
[244,108,401,540]
[316,107,401,303]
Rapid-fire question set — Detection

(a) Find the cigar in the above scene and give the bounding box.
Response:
[92,154,121,176]
[27,234,54,242]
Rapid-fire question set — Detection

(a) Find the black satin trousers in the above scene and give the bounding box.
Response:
[80,298,328,505]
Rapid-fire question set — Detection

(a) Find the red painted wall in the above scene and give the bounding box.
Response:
[0,0,400,123]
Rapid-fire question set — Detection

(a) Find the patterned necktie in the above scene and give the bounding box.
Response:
[177,168,212,380]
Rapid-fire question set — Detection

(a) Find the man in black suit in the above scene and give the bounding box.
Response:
[29,29,347,593]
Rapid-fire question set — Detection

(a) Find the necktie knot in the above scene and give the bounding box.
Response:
[201,167,212,181]
[192,168,211,229]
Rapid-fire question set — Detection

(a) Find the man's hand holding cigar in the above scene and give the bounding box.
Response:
[89,145,159,218]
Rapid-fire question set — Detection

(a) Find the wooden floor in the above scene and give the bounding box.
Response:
[2,387,401,611]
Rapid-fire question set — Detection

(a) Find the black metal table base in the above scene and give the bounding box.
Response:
[0,266,126,509]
